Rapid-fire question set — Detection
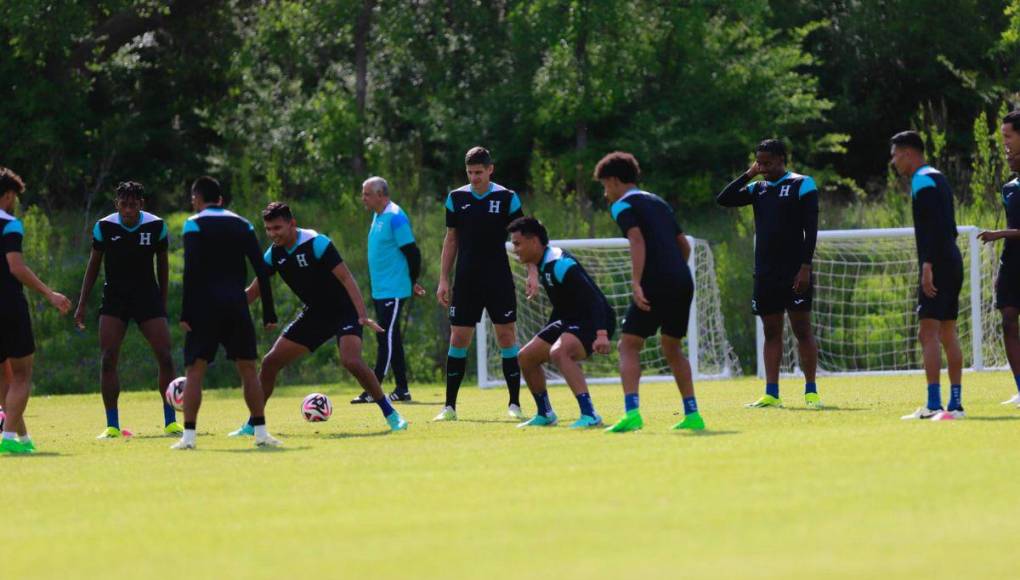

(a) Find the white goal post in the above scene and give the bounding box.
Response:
[477,236,740,388]
[756,225,1008,377]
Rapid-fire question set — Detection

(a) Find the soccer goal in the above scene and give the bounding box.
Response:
[477,237,741,388]
[757,225,1007,377]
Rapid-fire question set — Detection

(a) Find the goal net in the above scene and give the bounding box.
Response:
[757,226,1007,376]
[477,237,740,387]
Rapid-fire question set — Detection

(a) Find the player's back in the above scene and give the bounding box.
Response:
[0,209,24,299]
[910,166,959,264]
[1001,178,1020,269]
[609,190,691,290]
[183,207,259,306]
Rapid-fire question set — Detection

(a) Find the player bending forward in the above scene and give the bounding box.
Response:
[596,152,705,432]
[509,217,614,428]
[233,203,408,434]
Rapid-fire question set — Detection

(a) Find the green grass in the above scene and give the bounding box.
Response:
[6,372,1020,579]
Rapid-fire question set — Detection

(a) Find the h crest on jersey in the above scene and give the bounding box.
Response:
[488,200,501,213]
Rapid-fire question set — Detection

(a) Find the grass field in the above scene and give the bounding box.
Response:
[6,372,1020,579]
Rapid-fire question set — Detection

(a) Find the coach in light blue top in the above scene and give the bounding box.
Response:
[357,176,423,403]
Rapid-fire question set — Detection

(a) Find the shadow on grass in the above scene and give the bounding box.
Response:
[674,430,741,437]
[454,419,521,424]
[2,451,65,458]
[966,416,1020,422]
[204,445,312,454]
[320,430,393,439]
[783,406,868,412]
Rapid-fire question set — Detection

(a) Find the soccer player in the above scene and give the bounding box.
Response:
[717,139,821,409]
[173,176,279,449]
[890,131,965,421]
[978,110,1020,405]
[434,146,537,421]
[596,151,705,432]
[351,176,425,404]
[509,217,613,428]
[232,202,408,433]
[0,167,72,454]
[74,181,183,439]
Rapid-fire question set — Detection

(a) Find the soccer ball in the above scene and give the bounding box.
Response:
[301,393,333,422]
[165,377,186,412]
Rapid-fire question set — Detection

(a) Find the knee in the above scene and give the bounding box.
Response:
[341,355,362,373]
[155,349,173,370]
[763,323,783,343]
[100,349,119,373]
[918,328,937,345]
[549,346,571,366]
[791,323,813,342]
[1005,317,1020,337]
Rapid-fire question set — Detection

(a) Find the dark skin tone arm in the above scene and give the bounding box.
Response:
[979,229,1020,242]
[157,248,169,310]
[626,227,651,311]
[74,248,103,329]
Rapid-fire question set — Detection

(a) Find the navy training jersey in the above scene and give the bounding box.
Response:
[181,206,276,325]
[1000,178,1020,271]
[719,172,819,279]
[609,189,692,291]
[264,228,352,314]
[92,211,168,292]
[538,246,613,330]
[0,209,25,300]
[910,165,960,266]
[445,182,523,280]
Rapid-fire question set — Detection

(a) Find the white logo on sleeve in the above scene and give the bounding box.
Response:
[488,200,501,213]
[296,253,309,268]
[139,232,151,246]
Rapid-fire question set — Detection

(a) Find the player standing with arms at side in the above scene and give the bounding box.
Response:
[434,147,536,421]
[75,181,183,439]
[717,139,821,409]
[891,131,966,421]
[596,152,705,432]
[173,176,279,449]
[351,176,425,404]
[232,202,407,433]
[509,217,614,428]
[0,167,71,455]
[978,110,1020,405]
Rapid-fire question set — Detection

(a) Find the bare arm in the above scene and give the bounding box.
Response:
[626,228,651,311]
[156,248,169,310]
[676,234,691,263]
[74,248,103,327]
[436,227,457,306]
[332,262,383,332]
[245,278,260,305]
[7,252,70,314]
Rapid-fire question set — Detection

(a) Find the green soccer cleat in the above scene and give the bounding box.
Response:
[228,422,255,437]
[746,394,783,408]
[96,426,132,439]
[805,392,823,409]
[386,412,409,431]
[672,412,706,431]
[0,438,31,454]
[605,410,644,433]
[164,422,185,436]
[569,414,603,429]
[517,412,558,428]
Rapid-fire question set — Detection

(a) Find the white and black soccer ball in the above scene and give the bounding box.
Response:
[165,377,186,412]
[301,393,333,422]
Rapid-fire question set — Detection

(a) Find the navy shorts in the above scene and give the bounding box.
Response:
[184,305,257,365]
[536,316,616,357]
[621,280,694,339]
[450,270,517,326]
[752,273,813,316]
[100,286,166,324]
[0,297,34,363]
[917,259,963,321]
[283,307,362,352]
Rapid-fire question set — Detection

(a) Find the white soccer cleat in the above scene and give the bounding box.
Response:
[901,407,940,420]
[507,404,524,420]
[170,439,196,450]
[432,406,458,422]
[931,410,965,421]
[1002,393,1020,405]
[255,433,283,448]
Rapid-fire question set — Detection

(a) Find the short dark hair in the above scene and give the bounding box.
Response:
[756,139,787,160]
[262,201,293,222]
[0,167,25,196]
[507,216,549,246]
[593,151,641,183]
[1004,110,1020,132]
[890,131,925,154]
[191,176,223,204]
[115,181,145,201]
[465,146,492,166]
